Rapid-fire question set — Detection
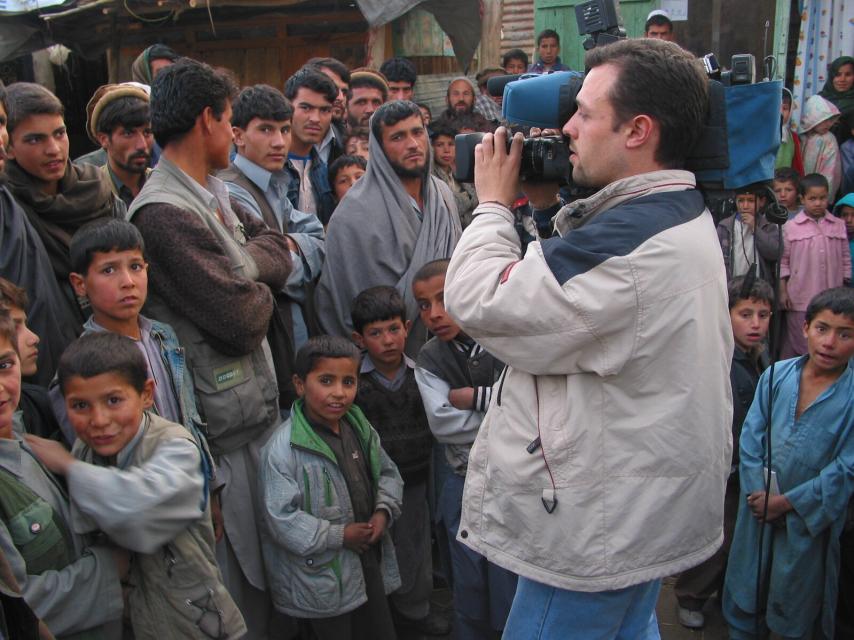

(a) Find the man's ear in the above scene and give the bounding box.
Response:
[624,114,656,151]
[200,106,216,136]
[351,331,364,348]
[96,131,111,151]
[69,272,87,298]
[404,319,413,334]
[232,127,245,150]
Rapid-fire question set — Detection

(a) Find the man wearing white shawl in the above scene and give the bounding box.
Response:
[316,101,461,356]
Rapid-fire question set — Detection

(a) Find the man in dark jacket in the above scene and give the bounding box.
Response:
[283,67,338,225]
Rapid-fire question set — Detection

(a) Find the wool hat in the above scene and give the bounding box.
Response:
[85,82,150,144]
[646,9,671,21]
[349,67,389,97]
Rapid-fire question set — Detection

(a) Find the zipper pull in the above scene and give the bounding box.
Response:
[541,489,558,514]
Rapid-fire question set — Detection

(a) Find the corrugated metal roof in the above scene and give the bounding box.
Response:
[501,0,534,57]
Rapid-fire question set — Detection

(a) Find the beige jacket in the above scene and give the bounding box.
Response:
[444,170,734,592]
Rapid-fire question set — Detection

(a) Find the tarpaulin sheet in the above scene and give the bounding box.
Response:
[356,0,482,70]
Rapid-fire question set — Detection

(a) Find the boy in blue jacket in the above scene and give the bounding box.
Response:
[723,287,854,639]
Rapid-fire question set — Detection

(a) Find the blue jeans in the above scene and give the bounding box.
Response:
[503,576,662,639]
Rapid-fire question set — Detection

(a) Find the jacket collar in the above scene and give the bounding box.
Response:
[792,210,835,225]
[553,170,696,237]
[289,399,374,467]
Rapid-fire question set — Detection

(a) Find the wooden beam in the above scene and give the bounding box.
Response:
[480,0,502,71]
[365,23,389,68]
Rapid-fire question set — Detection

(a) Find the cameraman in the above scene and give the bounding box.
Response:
[444,38,734,638]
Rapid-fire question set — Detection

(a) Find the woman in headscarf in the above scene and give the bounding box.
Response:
[130,44,179,85]
[819,56,854,147]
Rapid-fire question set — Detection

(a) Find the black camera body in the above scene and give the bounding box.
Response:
[453,0,777,195]
[454,134,570,184]
[453,0,619,185]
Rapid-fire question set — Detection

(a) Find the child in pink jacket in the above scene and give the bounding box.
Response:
[780,173,852,357]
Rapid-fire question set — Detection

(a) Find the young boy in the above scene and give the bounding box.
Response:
[717,184,781,283]
[415,103,432,127]
[329,154,367,203]
[259,335,402,640]
[350,286,448,636]
[835,192,854,280]
[502,48,529,75]
[780,174,852,357]
[2,82,124,330]
[413,259,517,638]
[50,219,207,455]
[221,83,326,373]
[675,276,773,629]
[0,279,61,440]
[527,29,571,74]
[0,279,39,381]
[26,332,245,640]
[774,167,801,219]
[430,123,478,228]
[344,128,369,161]
[723,287,854,640]
[776,88,804,174]
[0,310,125,638]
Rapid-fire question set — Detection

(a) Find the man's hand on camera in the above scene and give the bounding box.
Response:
[522,127,561,210]
[474,126,523,209]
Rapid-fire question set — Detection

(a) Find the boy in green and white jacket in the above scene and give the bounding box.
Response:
[259,336,403,640]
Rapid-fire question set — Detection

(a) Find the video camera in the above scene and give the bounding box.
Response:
[453,0,781,204]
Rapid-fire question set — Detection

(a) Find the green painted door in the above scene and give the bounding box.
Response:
[533,0,657,71]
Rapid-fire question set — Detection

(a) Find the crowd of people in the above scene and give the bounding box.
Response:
[0,14,852,640]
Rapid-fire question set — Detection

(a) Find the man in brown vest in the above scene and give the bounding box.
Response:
[220,84,325,360]
[128,61,293,640]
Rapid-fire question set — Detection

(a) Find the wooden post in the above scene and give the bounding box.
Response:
[366,24,389,68]
[107,15,119,83]
[480,0,503,70]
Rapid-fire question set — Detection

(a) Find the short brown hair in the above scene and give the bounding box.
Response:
[4,83,63,135]
[584,39,708,169]
[0,307,18,358]
[0,277,28,311]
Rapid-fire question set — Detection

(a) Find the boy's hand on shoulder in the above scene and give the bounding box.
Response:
[449,387,475,410]
[367,510,389,544]
[343,523,373,553]
[23,435,75,475]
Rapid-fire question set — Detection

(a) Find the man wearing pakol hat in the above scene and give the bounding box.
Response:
[347,67,388,129]
[86,83,154,207]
